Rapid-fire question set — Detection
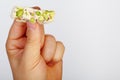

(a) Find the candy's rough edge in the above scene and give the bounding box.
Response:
[11,6,55,24]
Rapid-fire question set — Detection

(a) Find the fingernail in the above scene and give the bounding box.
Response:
[27,22,36,30]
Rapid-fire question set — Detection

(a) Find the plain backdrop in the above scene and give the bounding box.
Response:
[1,0,120,80]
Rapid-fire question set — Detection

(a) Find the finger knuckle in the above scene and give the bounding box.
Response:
[57,41,65,50]
[45,34,56,41]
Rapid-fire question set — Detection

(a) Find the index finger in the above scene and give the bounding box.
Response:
[7,20,26,40]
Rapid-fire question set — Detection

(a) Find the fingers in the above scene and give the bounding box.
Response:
[22,6,45,64]
[7,20,26,40]
[6,20,27,59]
[41,35,56,63]
[53,41,65,62]
[22,22,44,63]
[41,35,65,63]
[24,6,43,50]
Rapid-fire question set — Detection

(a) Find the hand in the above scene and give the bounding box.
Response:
[6,7,65,80]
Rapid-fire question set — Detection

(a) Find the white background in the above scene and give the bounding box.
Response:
[0,0,120,80]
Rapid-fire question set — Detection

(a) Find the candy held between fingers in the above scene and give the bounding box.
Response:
[11,6,55,24]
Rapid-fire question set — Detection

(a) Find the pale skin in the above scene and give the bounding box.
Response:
[6,7,65,80]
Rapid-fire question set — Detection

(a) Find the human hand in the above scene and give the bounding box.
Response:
[6,7,65,80]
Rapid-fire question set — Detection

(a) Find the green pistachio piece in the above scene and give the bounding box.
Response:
[35,11,41,16]
[38,16,44,23]
[16,9,24,17]
[42,12,49,21]
[30,18,36,23]
[49,11,55,19]
[45,10,49,14]
[49,11,55,16]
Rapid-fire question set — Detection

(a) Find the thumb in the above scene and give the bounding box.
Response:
[22,22,44,65]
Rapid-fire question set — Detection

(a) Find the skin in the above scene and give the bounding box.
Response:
[6,7,65,80]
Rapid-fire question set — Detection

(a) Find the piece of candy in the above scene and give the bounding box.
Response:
[11,6,55,24]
